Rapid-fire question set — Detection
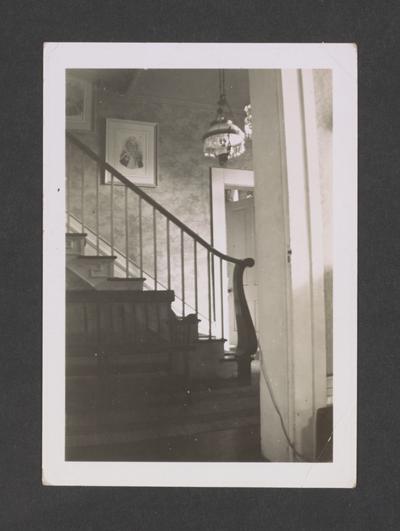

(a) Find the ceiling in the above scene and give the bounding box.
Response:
[134,69,250,110]
[69,69,250,111]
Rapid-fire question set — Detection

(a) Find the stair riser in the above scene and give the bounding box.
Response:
[94,279,145,291]
[169,340,225,380]
[66,234,86,255]
[67,257,115,284]
[66,411,259,448]
[67,390,258,423]
[66,424,261,462]
[67,301,175,347]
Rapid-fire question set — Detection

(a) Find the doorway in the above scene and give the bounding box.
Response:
[225,189,258,345]
[210,168,258,348]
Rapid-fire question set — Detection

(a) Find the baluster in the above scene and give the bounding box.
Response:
[207,250,212,339]
[80,151,85,233]
[181,229,185,317]
[125,186,129,277]
[139,197,143,277]
[211,252,216,322]
[110,173,114,256]
[194,240,198,315]
[95,160,100,255]
[153,207,157,289]
[166,219,171,290]
[220,257,224,340]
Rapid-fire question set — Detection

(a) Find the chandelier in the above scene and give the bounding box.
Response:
[203,70,245,166]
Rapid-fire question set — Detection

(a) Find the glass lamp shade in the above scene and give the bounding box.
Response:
[203,109,245,166]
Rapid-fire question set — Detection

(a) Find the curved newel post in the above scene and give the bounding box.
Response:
[233,258,258,384]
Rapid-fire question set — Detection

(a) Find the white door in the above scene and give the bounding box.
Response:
[226,193,258,346]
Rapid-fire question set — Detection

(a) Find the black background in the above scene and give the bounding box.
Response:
[1,1,399,529]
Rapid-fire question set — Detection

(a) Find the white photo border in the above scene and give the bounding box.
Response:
[43,42,357,488]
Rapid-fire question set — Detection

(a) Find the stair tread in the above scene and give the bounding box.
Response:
[76,255,117,260]
[222,353,238,360]
[197,337,226,343]
[66,423,262,462]
[66,390,259,418]
[67,371,257,391]
[66,289,175,302]
[106,277,146,281]
[66,410,259,448]
[67,402,259,431]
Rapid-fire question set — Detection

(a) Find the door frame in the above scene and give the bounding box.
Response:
[210,167,255,344]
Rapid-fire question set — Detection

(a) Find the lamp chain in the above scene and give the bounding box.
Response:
[219,69,226,99]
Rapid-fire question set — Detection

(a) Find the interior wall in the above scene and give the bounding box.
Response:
[250,69,329,461]
[66,70,252,322]
[313,70,333,375]
[249,69,292,461]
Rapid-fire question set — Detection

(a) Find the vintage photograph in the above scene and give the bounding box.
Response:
[43,43,357,487]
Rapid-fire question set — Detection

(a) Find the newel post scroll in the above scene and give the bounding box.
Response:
[233,258,258,383]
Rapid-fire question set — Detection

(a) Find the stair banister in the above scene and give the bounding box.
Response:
[66,132,257,382]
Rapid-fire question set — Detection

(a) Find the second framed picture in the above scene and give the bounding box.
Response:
[105,118,157,187]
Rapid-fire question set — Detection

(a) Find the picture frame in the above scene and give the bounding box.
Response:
[105,118,157,187]
[66,74,93,131]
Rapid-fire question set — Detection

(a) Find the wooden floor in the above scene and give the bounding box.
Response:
[66,361,265,462]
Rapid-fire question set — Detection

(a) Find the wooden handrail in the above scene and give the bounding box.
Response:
[67,132,242,265]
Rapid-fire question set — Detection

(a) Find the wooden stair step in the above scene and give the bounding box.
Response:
[66,342,193,359]
[66,424,262,462]
[66,255,117,285]
[66,373,259,413]
[66,407,259,448]
[66,233,87,255]
[94,277,146,291]
[66,351,171,376]
[76,255,117,259]
[68,351,170,365]
[67,393,259,429]
[66,289,174,302]
[67,381,258,415]
[66,269,94,290]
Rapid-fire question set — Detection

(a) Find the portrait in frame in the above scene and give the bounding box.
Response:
[66,75,93,131]
[105,118,157,187]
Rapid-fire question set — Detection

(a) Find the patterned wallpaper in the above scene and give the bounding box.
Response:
[67,79,253,324]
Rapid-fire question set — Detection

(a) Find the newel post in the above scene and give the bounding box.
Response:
[233,258,258,383]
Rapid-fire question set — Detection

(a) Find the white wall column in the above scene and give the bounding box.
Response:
[249,69,327,461]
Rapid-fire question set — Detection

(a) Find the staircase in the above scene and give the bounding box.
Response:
[65,132,259,461]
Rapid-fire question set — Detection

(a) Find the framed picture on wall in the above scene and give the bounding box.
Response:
[105,118,157,187]
[66,75,93,131]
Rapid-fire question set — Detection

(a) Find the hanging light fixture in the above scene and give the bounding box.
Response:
[203,70,245,166]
